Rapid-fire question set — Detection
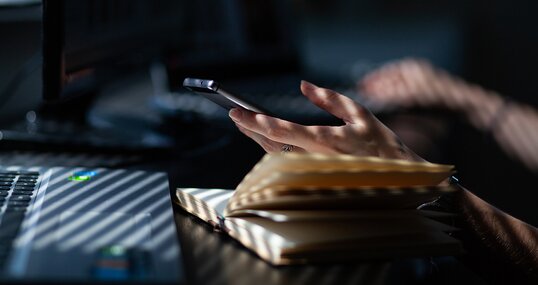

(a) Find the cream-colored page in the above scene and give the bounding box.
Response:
[221,212,459,265]
[176,188,234,223]
[227,214,455,248]
[231,154,454,212]
[237,153,453,193]
[226,185,455,214]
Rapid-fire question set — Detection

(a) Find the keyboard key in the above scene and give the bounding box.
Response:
[0,174,16,178]
[14,185,34,190]
[12,191,33,196]
[14,182,34,187]
[10,196,31,202]
[12,189,34,196]
[0,191,9,197]
[7,201,29,207]
[2,172,21,175]
[0,182,13,186]
[14,182,35,187]
[14,185,35,191]
[0,186,12,190]
[18,172,40,176]
[0,178,15,183]
[6,206,27,212]
[17,178,37,183]
[20,177,39,181]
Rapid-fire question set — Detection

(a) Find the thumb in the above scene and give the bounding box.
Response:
[300,80,368,123]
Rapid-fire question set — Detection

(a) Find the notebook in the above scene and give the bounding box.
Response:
[176,153,462,265]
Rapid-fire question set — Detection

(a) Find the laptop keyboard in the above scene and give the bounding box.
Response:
[0,171,40,269]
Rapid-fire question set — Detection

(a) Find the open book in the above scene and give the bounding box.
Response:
[176,153,462,265]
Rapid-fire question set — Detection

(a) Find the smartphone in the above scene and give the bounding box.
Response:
[182,77,272,115]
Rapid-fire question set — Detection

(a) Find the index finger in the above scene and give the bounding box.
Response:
[229,108,316,148]
[300,80,369,123]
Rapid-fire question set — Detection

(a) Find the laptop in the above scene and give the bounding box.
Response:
[0,166,183,283]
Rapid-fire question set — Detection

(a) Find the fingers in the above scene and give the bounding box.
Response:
[236,124,279,153]
[360,62,408,99]
[358,58,439,108]
[300,80,369,123]
[229,108,315,148]
[235,124,305,153]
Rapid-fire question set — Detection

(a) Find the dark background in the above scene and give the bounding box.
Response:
[0,0,536,228]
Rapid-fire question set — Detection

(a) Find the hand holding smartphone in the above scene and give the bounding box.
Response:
[182,77,273,115]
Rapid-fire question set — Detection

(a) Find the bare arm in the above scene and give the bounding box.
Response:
[360,59,538,171]
[451,186,538,284]
[458,89,538,172]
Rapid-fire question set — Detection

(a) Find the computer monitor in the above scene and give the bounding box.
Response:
[2,0,302,152]
[43,0,300,103]
[9,0,190,151]
[42,0,186,102]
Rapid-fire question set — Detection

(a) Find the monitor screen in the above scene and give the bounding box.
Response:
[42,0,300,102]
[42,0,186,102]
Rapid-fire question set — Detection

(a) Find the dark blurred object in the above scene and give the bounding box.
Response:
[165,0,300,82]
[0,52,40,115]
[0,0,40,8]
[0,0,189,153]
[43,0,185,103]
[0,2,41,126]
[464,0,538,108]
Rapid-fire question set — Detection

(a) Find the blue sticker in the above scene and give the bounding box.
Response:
[74,171,97,177]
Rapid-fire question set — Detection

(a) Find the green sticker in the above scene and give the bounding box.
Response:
[68,175,91,181]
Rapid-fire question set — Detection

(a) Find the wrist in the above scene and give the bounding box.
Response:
[457,86,505,131]
[418,176,463,213]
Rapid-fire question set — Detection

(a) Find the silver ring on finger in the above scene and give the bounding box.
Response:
[281,144,294,153]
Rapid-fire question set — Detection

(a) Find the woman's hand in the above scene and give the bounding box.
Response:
[229,81,425,162]
[359,59,458,109]
[358,58,504,116]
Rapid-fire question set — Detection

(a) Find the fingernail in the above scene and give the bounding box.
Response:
[301,80,318,90]
[229,108,242,122]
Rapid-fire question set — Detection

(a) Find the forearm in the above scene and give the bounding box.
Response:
[444,77,538,170]
[441,75,505,130]
[453,187,538,283]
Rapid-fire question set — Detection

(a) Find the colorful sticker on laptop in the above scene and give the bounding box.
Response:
[68,171,97,181]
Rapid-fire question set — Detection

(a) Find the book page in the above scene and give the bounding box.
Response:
[176,188,234,223]
[226,185,456,214]
[227,209,450,222]
[280,232,462,264]
[224,214,460,265]
[237,170,451,201]
[228,215,456,247]
[236,153,453,193]
[228,153,454,214]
